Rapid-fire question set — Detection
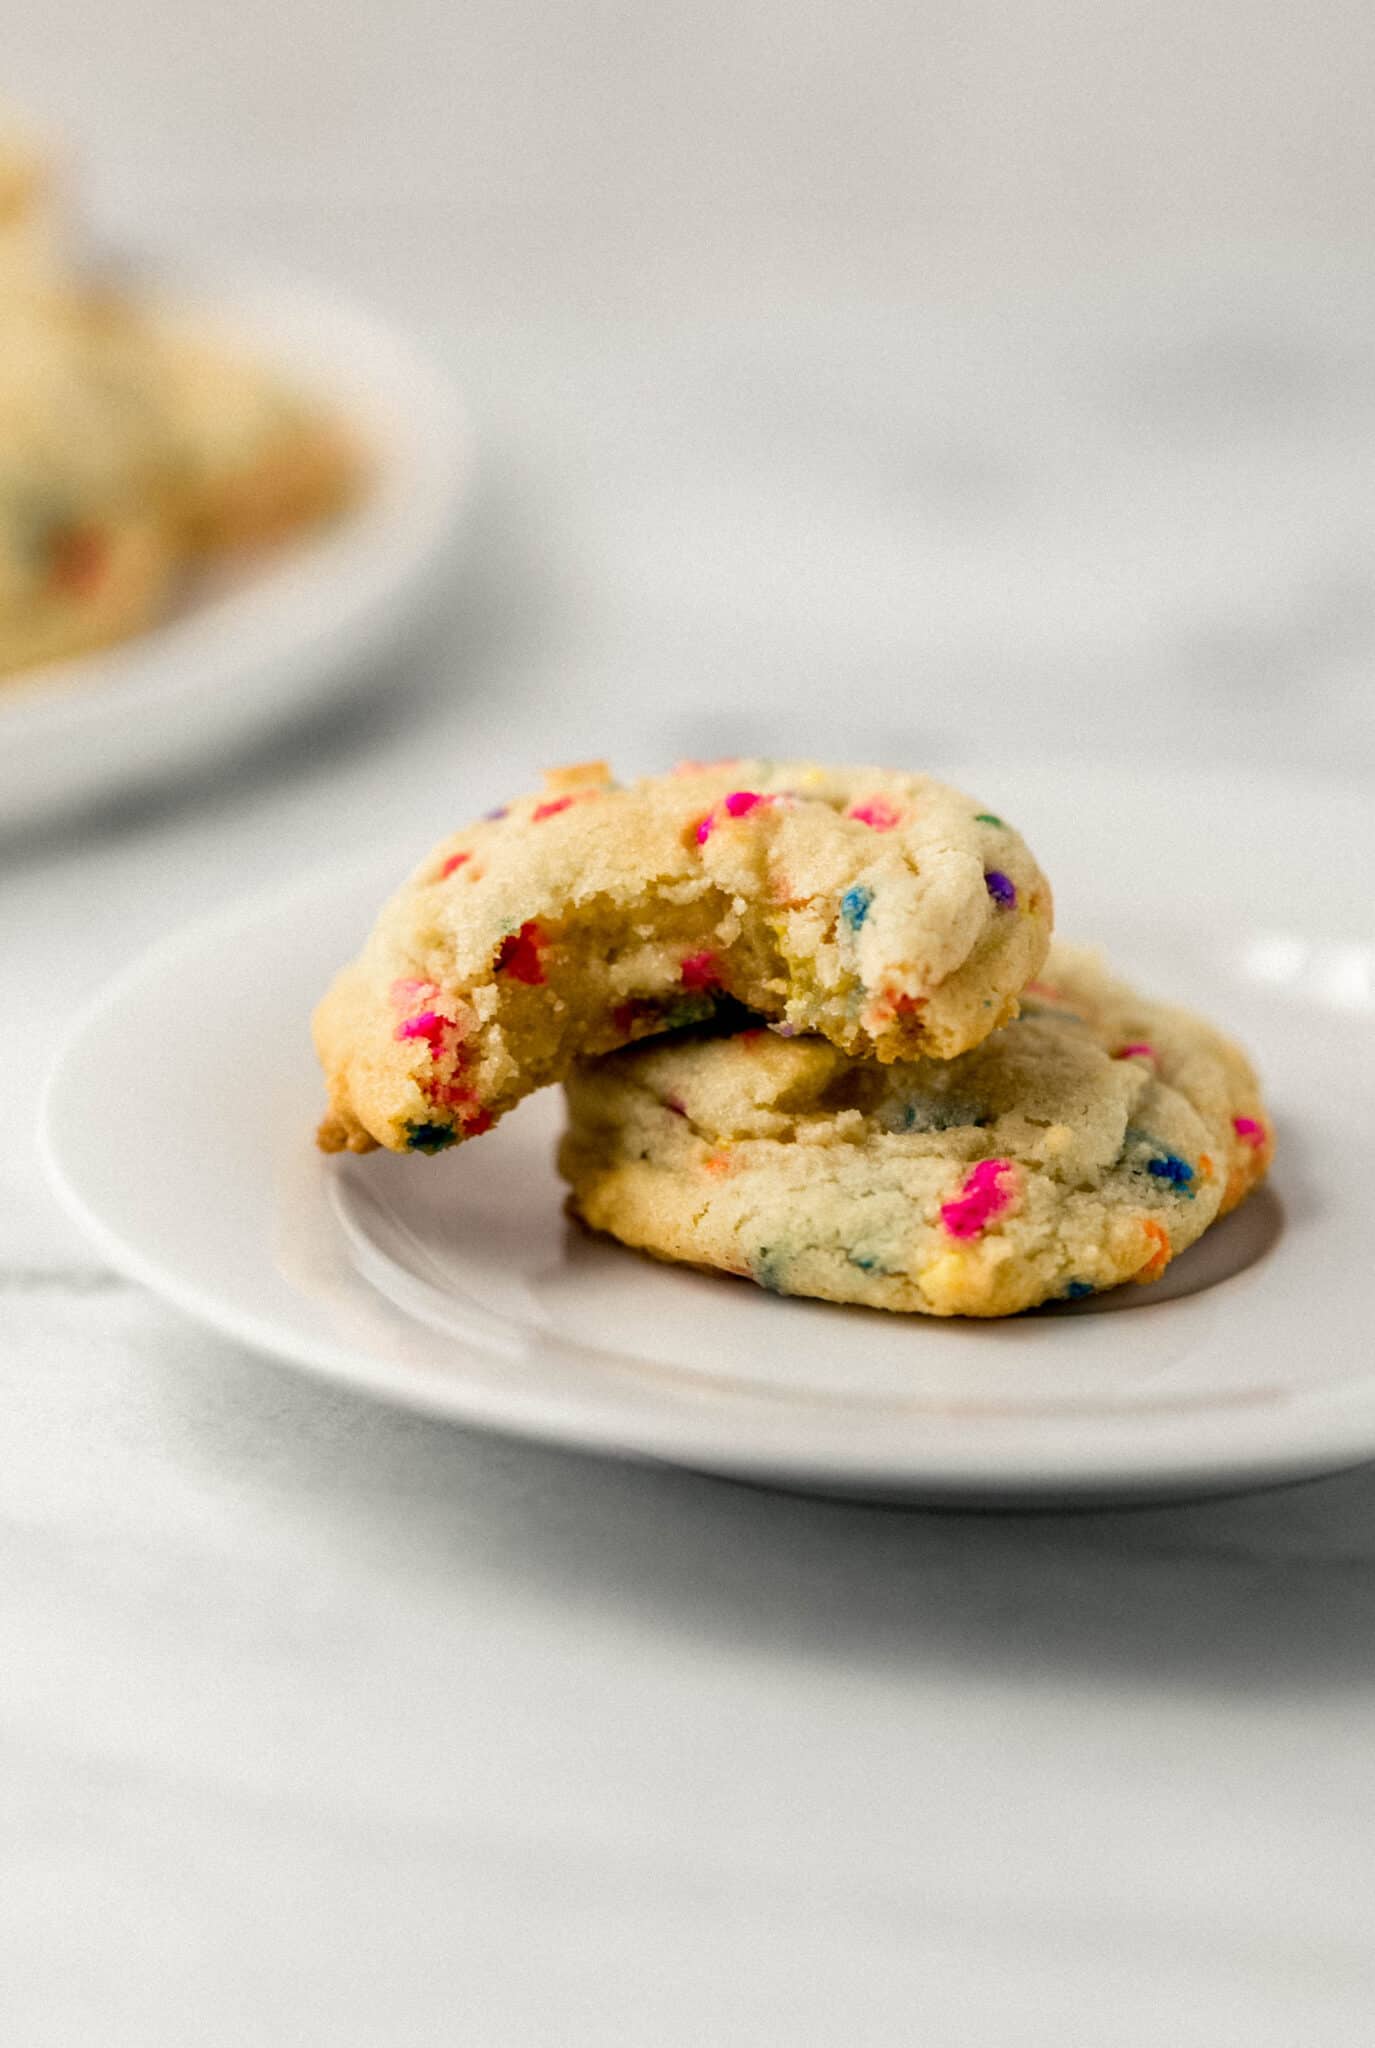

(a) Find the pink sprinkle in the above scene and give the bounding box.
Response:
[664,1093,687,1116]
[1116,1042,1156,1061]
[439,852,470,878]
[849,799,900,832]
[395,1009,448,1053]
[696,790,765,844]
[679,950,720,990]
[389,977,435,1011]
[532,795,575,822]
[1233,1116,1265,1149]
[939,1159,1016,1239]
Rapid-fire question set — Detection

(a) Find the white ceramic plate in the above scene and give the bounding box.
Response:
[0,271,471,831]
[40,758,1375,1505]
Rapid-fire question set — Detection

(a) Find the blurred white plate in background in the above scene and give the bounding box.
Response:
[40,758,1375,1506]
[0,272,471,832]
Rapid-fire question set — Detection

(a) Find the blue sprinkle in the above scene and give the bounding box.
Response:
[1147,1152,1194,1191]
[752,1247,788,1293]
[984,869,1017,909]
[404,1121,456,1154]
[840,883,873,931]
[849,1251,881,1273]
[1063,1280,1095,1300]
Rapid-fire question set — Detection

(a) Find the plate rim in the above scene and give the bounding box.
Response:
[36,764,1375,1502]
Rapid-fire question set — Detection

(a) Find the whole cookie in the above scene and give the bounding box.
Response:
[314,758,1053,1154]
[558,945,1273,1317]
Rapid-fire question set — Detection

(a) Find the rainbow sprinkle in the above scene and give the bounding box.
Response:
[438,852,470,879]
[848,799,900,832]
[532,795,575,822]
[494,921,546,985]
[940,1158,1016,1239]
[1233,1116,1265,1149]
[984,870,1016,909]
[1116,1042,1156,1061]
[974,812,1003,827]
[840,883,873,930]
[1147,1152,1194,1192]
[751,1246,788,1291]
[696,789,766,844]
[1139,1218,1172,1280]
[404,1122,457,1153]
[679,950,721,990]
[394,1008,448,1052]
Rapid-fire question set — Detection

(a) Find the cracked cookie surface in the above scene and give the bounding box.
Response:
[558,944,1273,1317]
[313,757,1052,1154]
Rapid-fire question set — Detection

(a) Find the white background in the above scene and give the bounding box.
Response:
[6,6,1375,2042]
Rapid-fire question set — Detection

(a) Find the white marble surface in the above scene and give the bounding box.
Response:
[7,6,1375,2039]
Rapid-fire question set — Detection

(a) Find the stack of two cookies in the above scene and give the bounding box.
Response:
[315,760,1272,1318]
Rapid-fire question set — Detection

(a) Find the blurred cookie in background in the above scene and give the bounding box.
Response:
[0,112,62,291]
[0,294,176,675]
[0,110,363,681]
[91,303,362,554]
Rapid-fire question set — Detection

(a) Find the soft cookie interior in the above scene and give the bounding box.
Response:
[314,759,1053,1153]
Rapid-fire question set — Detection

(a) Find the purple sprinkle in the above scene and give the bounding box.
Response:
[483,804,509,822]
[984,869,1016,909]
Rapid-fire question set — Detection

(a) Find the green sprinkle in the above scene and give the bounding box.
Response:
[751,1246,789,1293]
[660,992,716,1031]
[404,1121,457,1153]
[974,812,1003,827]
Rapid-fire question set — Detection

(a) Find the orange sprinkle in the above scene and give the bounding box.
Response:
[1138,1218,1171,1282]
[702,1151,733,1176]
[1198,1153,1214,1181]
